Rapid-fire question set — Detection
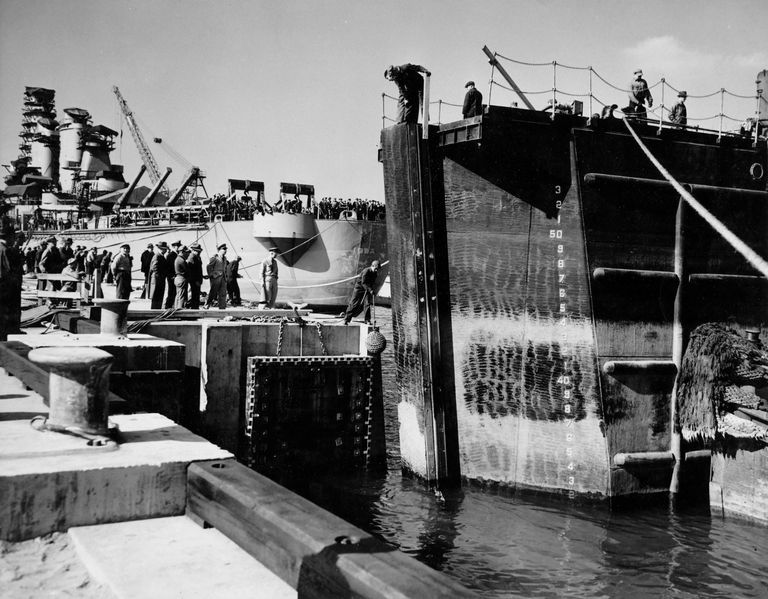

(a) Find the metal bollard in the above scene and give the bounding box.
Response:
[93,298,130,337]
[28,347,114,435]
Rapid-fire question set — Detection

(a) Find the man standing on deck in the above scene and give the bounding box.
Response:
[174,245,191,309]
[164,240,180,308]
[110,243,133,300]
[626,68,653,118]
[39,237,63,290]
[205,243,228,310]
[148,241,168,309]
[140,243,153,298]
[462,81,483,118]
[261,247,279,309]
[343,260,380,326]
[226,255,242,306]
[187,242,203,309]
[669,91,688,126]
[384,63,431,124]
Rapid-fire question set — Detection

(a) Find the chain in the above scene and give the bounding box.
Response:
[276,318,286,356]
[315,321,328,356]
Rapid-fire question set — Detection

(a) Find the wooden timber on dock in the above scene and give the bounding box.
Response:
[0,365,475,597]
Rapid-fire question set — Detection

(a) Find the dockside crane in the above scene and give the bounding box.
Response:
[112,85,169,197]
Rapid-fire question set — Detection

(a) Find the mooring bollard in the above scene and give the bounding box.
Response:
[28,347,114,435]
[93,298,131,337]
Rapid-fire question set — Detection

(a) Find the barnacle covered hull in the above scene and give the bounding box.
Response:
[381,107,768,499]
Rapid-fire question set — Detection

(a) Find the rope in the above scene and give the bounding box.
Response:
[622,118,768,279]
[252,259,391,290]
[127,307,181,333]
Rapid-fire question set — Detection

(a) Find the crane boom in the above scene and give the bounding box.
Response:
[112,86,167,193]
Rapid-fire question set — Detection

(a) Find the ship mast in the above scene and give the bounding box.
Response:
[112,85,168,196]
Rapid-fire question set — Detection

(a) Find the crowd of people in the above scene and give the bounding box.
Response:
[316,197,385,221]
[15,235,262,311]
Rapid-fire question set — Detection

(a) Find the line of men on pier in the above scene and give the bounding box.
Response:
[18,234,281,311]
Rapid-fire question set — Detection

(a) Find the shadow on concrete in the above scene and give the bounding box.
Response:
[297,535,396,599]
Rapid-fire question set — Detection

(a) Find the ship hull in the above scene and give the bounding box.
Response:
[381,112,768,499]
[25,216,388,307]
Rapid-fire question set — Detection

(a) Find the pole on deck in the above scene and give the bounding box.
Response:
[481,45,536,111]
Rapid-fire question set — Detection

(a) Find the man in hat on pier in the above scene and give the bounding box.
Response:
[205,243,228,310]
[261,247,279,308]
[669,90,688,126]
[164,240,181,308]
[462,80,483,118]
[39,236,63,290]
[174,245,191,309]
[384,63,431,124]
[627,68,653,118]
[343,260,381,326]
[187,242,204,309]
[226,255,243,307]
[140,243,153,298]
[110,243,133,300]
[148,241,169,309]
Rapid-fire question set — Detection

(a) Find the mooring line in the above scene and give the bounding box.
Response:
[622,118,768,279]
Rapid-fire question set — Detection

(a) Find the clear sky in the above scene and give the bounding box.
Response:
[1,0,766,202]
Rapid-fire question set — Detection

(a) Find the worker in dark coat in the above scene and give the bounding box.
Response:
[110,243,133,300]
[384,63,431,124]
[187,242,204,309]
[343,260,381,325]
[164,240,180,308]
[462,81,483,118]
[174,246,191,309]
[148,241,168,309]
[226,255,242,306]
[0,229,23,341]
[39,237,63,290]
[140,243,153,298]
[669,90,687,126]
[205,243,228,310]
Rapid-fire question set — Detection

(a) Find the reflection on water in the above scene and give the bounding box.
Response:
[290,311,768,597]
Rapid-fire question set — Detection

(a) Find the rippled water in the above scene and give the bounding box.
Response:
[295,309,768,598]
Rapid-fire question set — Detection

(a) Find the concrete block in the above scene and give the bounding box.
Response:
[0,404,232,541]
[70,516,294,599]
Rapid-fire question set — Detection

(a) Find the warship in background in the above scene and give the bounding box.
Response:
[1,86,388,307]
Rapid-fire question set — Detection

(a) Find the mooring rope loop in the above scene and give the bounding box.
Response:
[622,118,768,279]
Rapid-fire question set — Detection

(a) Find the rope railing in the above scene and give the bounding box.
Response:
[380,54,764,136]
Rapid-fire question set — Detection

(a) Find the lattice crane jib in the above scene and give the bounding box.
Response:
[112,86,166,193]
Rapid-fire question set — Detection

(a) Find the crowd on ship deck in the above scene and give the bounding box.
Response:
[316,197,385,220]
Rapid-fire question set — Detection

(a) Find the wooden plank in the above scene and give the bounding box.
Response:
[187,460,476,598]
[200,323,243,453]
[37,291,83,299]
[125,308,308,320]
[0,342,128,411]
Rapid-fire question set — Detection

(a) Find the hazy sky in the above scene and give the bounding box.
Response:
[1,0,766,201]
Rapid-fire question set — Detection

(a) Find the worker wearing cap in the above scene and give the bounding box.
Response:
[261,247,279,308]
[669,90,687,126]
[627,68,653,118]
[384,63,431,124]
[140,243,153,298]
[164,240,181,308]
[205,243,228,310]
[187,242,203,309]
[148,241,168,309]
[174,246,191,309]
[226,255,243,307]
[110,243,133,300]
[39,236,63,290]
[462,81,483,118]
